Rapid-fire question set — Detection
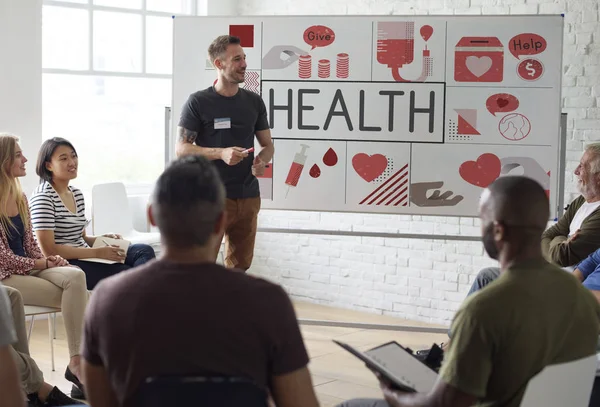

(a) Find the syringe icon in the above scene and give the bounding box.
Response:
[285,144,310,198]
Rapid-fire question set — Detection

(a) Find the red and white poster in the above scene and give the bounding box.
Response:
[172,15,563,217]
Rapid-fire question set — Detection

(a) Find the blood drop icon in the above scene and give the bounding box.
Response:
[323,148,338,166]
[309,164,321,178]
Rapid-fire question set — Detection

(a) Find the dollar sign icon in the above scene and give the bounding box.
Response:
[518,58,543,81]
[526,62,536,76]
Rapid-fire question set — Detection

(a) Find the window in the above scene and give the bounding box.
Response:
[93,0,141,9]
[42,6,89,70]
[42,1,199,190]
[147,0,195,14]
[93,11,143,72]
[43,74,171,187]
[146,16,173,75]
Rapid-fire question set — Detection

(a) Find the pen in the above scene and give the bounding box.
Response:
[242,147,254,154]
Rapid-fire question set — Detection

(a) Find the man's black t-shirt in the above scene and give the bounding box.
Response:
[178,87,269,199]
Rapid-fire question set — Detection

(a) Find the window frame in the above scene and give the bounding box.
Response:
[42,0,199,194]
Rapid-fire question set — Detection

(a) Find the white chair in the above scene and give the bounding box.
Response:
[519,354,598,407]
[24,305,60,372]
[91,182,160,249]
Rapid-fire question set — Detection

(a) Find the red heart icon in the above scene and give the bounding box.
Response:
[459,153,501,188]
[352,153,388,182]
[497,98,509,108]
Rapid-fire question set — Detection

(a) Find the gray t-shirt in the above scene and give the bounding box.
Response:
[178,87,270,199]
[0,286,17,347]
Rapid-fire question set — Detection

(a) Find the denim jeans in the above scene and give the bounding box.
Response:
[70,243,156,290]
[465,267,501,297]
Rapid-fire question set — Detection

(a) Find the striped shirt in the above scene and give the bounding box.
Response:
[29,182,89,248]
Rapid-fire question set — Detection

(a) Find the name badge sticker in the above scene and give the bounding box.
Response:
[214,117,231,129]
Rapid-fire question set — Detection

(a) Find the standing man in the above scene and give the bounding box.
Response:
[176,35,274,271]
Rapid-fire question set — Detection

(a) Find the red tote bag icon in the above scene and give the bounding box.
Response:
[455,37,504,82]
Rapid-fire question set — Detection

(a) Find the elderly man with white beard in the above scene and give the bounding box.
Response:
[462,142,600,299]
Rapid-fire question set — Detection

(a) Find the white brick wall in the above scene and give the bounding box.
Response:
[238,0,600,326]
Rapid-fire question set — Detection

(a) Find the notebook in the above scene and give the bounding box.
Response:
[80,237,131,264]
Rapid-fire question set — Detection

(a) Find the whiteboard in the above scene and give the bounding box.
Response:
[172,15,564,218]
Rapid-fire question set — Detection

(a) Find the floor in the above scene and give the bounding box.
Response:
[27,301,448,407]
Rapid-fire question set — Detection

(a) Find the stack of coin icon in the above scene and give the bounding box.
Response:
[298,54,312,79]
[336,53,349,78]
[318,59,330,78]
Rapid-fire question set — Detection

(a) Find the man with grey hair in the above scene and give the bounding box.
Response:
[80,155,318,407]
[465,142,600,297]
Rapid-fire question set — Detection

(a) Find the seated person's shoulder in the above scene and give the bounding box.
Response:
[30,183,53,199]
[456,275,526,327]
[70,185,84,195]
[458,289,500,324]
[226,271,298,317]
[236,271,291,301]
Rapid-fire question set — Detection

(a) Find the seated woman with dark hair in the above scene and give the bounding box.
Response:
[29,137,156,291]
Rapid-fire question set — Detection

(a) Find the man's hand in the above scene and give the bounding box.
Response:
[221,147,248,166]
[566,229,580,244]
[373,371,405,407]
[573,268,585,282]
[47,255,69,268]
[252,155,267,176]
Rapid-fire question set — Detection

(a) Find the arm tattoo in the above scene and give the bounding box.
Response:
[178,127,198,144]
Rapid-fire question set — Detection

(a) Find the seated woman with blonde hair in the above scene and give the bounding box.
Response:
[29,137,155,290]
[0,133,89,399]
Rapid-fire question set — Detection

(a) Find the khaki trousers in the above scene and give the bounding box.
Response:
[214,197,261,271]
[3,285,44,394]
[2,266,89,358]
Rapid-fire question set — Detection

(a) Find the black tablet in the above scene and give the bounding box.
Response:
[333,340,417,393]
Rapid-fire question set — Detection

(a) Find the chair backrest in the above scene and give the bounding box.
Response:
[519,354,597,407]
[137,375,268,407]
[91,182,134,236]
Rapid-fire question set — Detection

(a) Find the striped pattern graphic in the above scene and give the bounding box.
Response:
[243,71,260,94]
[30,182,90,247]
[359,164,409,207]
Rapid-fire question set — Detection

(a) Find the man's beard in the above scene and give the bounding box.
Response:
[577,178,597,200]
[482,223,499,260]
[226,71,245,84]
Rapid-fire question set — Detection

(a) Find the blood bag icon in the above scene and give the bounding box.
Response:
[376,21,433,82]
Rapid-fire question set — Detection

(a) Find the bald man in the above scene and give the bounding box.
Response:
[338,176,600,407]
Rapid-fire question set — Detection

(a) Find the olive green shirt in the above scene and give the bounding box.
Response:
[542,196,600,267]
[440,258,600,407]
